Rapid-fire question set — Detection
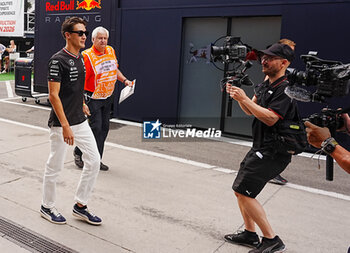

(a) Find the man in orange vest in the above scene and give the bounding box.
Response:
[74,26,133,171]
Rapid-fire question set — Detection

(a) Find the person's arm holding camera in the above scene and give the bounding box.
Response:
[228,85,279,126]
[226,83,257,116]
[304,121,350,173]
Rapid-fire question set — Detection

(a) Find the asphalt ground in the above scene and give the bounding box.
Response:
[0,95,349,196]
[0,80,349,252]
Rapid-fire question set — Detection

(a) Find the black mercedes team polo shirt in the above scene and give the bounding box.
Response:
[47,48,86,127]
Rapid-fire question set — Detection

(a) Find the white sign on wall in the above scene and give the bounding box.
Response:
[0,0,24,37]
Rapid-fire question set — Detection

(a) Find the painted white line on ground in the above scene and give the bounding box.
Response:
[0,99,51,110]
[0,100,329,162]
[0,96,20,101]
[0,117,49,132]
[287,183,350,201]
[298,151,326,160]
[213,167,236,174]
[5,81,13,98]
[0,116,348,202]
[105,141,215,169]
[111,118,326,160]
[0,116,213,169]
[110,118,142,127]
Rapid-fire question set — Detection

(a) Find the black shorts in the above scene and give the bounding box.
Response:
[232,147,291,198]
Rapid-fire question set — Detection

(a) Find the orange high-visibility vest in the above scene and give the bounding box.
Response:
[82,45,118,99]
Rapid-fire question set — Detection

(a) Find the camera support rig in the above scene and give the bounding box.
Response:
[306,106,350,181]
[285,52,350,181]
[326,106,350,181]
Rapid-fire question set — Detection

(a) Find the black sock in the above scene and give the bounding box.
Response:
[245,229,257,235]
[264,236,278,241]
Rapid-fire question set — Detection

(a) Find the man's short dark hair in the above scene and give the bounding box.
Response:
[61,17,87,40]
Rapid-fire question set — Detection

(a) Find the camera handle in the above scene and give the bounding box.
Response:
[326,147,334,181]
[325,122,337,180]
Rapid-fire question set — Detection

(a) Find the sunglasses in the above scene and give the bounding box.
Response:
[69,30,89,37]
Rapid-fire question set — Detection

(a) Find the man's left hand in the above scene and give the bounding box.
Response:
[125,80,134,87]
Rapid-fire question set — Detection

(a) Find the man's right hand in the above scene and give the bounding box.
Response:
[62,125,74,145]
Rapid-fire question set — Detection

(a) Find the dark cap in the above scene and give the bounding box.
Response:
[258,43,295,62]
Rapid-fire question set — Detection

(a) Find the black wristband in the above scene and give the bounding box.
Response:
[122,78,128,84]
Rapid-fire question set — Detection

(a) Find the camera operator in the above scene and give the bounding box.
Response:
[224,43,297,253]
[305,114,350,173]
[269,39,296,185]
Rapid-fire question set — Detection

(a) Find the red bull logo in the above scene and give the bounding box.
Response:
[46,1,75,11]
[77,0,101,11]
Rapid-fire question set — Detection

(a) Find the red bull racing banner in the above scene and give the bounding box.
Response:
[0,0,24,36]
[35,0,113,93]
[45,0,101,12]
[44,0,104,23]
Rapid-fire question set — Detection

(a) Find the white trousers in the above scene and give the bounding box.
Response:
[42,120,100,208]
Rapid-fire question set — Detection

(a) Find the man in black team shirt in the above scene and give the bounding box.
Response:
[40,17,102,225]
[224,43,297,253]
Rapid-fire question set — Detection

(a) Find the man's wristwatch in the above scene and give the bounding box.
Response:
[321,137,338,155]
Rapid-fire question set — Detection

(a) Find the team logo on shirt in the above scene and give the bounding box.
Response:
[69,59,75,66]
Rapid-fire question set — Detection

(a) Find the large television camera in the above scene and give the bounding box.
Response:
[285,53,350,103]
[285,52,350,136]
[305,108,344,130]
[188,36,254,89]
[211,36,248,64]
[211,36,254,89]
[285,53,350,181]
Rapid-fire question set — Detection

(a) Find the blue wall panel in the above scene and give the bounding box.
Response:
[116,9,183,122]
[115,1,350,121]
[34,0,350,145]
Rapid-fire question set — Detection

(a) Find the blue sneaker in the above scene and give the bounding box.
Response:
[72,204,102,225]
[40,205,66,224]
